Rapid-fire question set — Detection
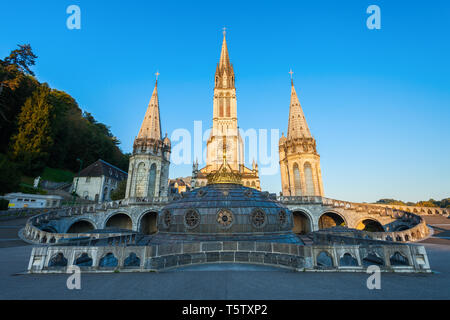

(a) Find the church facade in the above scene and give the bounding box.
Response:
[191,31,261,190]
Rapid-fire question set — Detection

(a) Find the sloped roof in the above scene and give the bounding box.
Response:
[76,159,127,180]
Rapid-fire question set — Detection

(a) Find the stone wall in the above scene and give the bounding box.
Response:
[28,240,431,273]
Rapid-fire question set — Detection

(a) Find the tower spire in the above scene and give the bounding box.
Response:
[287,72,311,139]
[137,75,162,140]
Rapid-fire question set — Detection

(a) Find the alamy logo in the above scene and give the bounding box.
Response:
[366,5,381,30]
[66,5,81,30]
[66,265,81,290]
[366,265,381,289]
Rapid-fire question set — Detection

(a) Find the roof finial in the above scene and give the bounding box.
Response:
[222,27,227,37]
[289,69,294,86]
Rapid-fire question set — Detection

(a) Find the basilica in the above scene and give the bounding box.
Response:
[24,31,438,274]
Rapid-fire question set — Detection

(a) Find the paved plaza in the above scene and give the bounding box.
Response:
[0,216,449,300]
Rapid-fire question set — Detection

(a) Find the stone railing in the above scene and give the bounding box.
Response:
[28,240,431,273]
[278,196,450,216]
[279,196,432,242]
[22,207,137,245]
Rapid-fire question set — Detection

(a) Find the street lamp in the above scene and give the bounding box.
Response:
[72,158,83,206]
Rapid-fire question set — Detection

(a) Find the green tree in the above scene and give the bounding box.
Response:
[110,179,127,200]
[0,153,21,195]
[10,84,54,175]
[0,45,39,153]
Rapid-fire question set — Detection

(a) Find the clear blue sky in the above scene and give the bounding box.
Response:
[1,0,449,203]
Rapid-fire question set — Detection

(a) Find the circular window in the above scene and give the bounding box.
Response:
[162,210,172,228]
[216,209,233,228]
[250,209,266,228]
[244,189,253,198]
[197,189,207,197]
[278,210,287,226]
[184,209,200,229]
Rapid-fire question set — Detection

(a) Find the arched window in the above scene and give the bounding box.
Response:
[293,163,302,196]
[219,97,224,117]
[304,162,315,195]
[148,163,157,197]
[226,98,230,117]
[135,163,147,197]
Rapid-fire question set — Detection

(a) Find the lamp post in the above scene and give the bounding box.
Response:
[72,158,83,206]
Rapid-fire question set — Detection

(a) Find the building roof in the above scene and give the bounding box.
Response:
[76,159,128,180]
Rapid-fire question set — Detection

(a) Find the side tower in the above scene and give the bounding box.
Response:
[125,77,171,199]
[279,74,324,197]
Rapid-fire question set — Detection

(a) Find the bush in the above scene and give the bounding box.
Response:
[0,199,9,210]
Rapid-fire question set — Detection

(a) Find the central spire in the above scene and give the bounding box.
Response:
[215,28,234,89]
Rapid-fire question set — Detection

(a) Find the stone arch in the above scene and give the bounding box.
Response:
[318,211,346,229]
[74,253,93,267]
[355,218,384,232]
[138,210,158,235]
[48,253,68,268]
[293,163,301,196]
[124,253,141,267]
[339,253,359,266]
[316,251,333,268]
[67,219,96,233]
[390,251,409,266]
[99,253,118,268]
[105,212,133,230]
[251,181,256,188]
[428,209,433,215]
[291,210,312,234]
[303,162,315,195]
[148,163,157,197]
[362,252,384,266]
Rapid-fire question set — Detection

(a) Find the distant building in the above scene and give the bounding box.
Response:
[2,193,63,209]
[72,159,128,203]
[169,177,192,194]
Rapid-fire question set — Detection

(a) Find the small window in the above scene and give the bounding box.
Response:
[86,177,91,183]
[17,199,23,201]
[31,199,36,202]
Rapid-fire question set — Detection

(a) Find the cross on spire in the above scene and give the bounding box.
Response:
[155,71,160,81]
[222,27,227,36]
[289,69,294,85]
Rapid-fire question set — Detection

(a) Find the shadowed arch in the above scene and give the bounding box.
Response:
[139,211,158,235]
[67,220,95,233]
[318,211,346,229]
[105,213,133,230]
[356,219,384,232]
[292,210,312,234]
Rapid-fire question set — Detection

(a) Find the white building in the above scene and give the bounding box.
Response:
[72,159,128,203]
[2,193,63,209]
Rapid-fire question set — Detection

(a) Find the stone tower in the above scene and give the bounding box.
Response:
[125,78,171,199]
[192,30,260,189]
[279,75,324,197]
